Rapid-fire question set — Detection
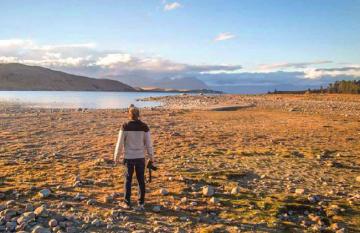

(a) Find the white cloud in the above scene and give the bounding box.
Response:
[303,66,360,79]
[214,32,236,42]
[0,38,241,78]
[96,53,132,67]
[164,2,182,11]
[258,60,333,71]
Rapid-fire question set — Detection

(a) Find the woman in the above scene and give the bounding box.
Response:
[114,105,154,210]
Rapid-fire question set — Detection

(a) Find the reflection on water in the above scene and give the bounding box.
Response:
[0,91,177,109]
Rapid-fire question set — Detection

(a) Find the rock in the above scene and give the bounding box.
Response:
[336,229,346,233]
[152,206,161,212]
[2,209,17,218]
[38,189,51,198]
[31,225,51,233]
[17,212,36,225]
[91,219,101,227]
[307,195,321,203]
[231,186,241,195]
[5,221,17,231]
[103,195,113,203]
[34,206,48,217]
[74,193,86,201]
[295,188,305,195]
[86,199,96,205]
[180,197,187,203]
[175,227,187,233]
[209,197,219,204]
[25,203,34,212]
[48,219,58,227]
[202,185,215,197]
[6,200,16,207]
[190,201,197,206]
[356,176,360,182]
[159,188,169,195]
[73,181,82,187]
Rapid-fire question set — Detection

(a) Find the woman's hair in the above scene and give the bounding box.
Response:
[128,106,140,120]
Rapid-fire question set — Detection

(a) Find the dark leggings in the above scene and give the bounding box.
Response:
[124,158,145,205]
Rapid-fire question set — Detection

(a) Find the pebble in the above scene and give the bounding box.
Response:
[152,206,161,212]
[38,189,51,198]
[231,186,240,195]
[202,185,215,197]
[210,197,219,204]
[159,188,169,195]
[48,219,58,227]
[34,205,48,217]
[295,188,305,195]
[31,225,51,233]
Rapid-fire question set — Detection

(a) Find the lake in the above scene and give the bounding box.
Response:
[0,91,178,109]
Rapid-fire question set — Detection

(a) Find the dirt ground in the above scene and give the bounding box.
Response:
[0,94,359,232]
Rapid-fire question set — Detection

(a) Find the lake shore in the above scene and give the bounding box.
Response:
[0,94,359,232]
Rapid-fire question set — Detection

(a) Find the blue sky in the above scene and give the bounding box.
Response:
[0,0,359,92]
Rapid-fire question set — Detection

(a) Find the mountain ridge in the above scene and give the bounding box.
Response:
[0,63,136,92]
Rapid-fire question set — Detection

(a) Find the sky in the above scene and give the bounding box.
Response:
[0,0,360,93]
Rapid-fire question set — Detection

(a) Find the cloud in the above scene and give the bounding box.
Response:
[258,60,333,71]
[214,32,236,42]
[1,38,359,93]
[164,2,182,11]
[96,53,132,67]
[303,66,360,79]
[0,38,241,78]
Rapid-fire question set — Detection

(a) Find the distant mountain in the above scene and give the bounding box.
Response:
[106,75,209,90]
[0,63,136,91]
[138,87,223,94]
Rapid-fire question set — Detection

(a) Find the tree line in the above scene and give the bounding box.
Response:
[269,80,360,94]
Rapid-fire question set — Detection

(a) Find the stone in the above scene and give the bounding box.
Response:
[6,200,16,207]
[2,209,17,218]
[25,203,34,212]
[17,212,36,225]
[231,186,241,195]
[31,225,51,233]
[295,188,305,195]
[5,221,17,231]
[103,195,113,203]
[152,206,161,212]
[202,185,215,197]
[356,176,360,182]
[74,193,86,201]
[34,206,48,217]
[180,197,187,203]
[91,219,101,227]
[209,197,219,204]
[73,181,82,187]
[38,189,51,198]
[48,219,58,227]
[159,188,169,195]
[86,199,96,205]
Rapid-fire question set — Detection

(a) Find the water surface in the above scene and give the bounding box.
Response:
[0,91,177,109]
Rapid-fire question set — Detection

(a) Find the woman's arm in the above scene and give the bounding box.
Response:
[144,131,154,161]
[114,129,125,163]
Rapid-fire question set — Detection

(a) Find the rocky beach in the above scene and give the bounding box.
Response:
[0,94,360,233]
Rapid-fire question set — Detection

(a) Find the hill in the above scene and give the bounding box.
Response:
[0,63,136,91]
